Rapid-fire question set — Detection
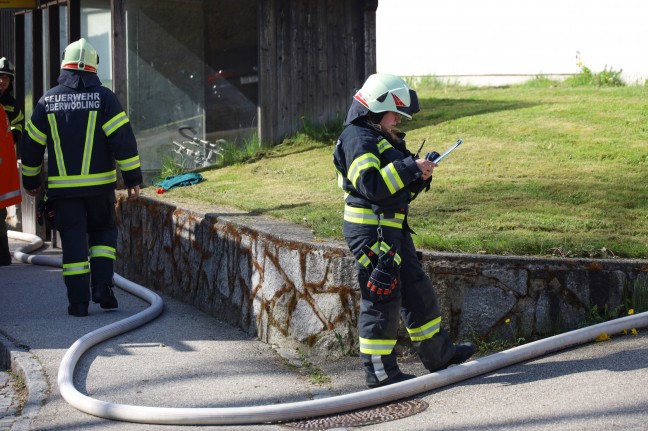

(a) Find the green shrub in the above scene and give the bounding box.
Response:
[300,116,344,143]
[625,278,648,314]
[566,64,625,87]
[158,155,185,180]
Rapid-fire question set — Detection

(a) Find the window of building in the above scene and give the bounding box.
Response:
[59,5,68,51]
[42,9,49,90]
[81,0,111,89]
[23,12,33,119]
[124,0,258,177]
[13,0,258,178]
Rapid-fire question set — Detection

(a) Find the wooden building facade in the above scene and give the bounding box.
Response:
[258,0,377,143]
[0,0,377,176]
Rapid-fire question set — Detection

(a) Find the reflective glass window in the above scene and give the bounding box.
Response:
[81,0,112,89]
[23,13,33,119]
[124,0,258,176]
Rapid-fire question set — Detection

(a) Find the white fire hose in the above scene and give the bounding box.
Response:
[8,230,648,425]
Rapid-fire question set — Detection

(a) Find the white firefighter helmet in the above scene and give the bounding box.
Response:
[61,38,99,73]
[0,57,15,78]
[353,73,420,119]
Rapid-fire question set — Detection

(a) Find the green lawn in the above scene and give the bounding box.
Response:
[149,81,648,259]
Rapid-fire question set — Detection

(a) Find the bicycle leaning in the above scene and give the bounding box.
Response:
[171,125,225,169]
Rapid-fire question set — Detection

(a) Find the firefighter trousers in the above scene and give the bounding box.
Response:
[0,208,10,265]
[53,192,117,305]
[345,224,455,385]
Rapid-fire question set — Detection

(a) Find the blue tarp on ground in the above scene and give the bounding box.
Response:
[155,173,204,192]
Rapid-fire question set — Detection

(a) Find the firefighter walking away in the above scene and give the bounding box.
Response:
[21,38,142,317]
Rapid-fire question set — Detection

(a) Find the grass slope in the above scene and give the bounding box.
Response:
[150,83,648,259]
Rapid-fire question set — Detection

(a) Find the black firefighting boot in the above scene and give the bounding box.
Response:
[68,302,89,317]
[92,284,118,309]
[0,235,11,266]
[366,372,417,389]
[429,342,476,373]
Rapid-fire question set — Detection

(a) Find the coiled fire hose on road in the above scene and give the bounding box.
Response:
[8,230,648,425]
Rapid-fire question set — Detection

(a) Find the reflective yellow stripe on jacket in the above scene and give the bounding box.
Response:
[81,111,98,175]
[347,139,406,194]
[376,138,392,153]
[344,205,405,229]
[117,155,141,172]
[42,110,121,189]
[103,112,129,136]
[3,105,24,133]
[25,120,47,146]
[380,162,405,194]
[48,170,117,189]
[48,113,67,176]
[375,138,407,193]
[21,163,42,177]
[347,153,380,188]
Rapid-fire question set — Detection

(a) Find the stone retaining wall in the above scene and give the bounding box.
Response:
[116,196,648,358]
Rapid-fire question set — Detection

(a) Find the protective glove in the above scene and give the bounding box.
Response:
[423,175,433,193]
[408,175,433,203]
[366,244,399,301]
[36,197,55,228]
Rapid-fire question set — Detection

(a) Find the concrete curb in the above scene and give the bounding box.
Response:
[0,331,49,431]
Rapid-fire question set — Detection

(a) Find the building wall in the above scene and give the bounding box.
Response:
[4,0,379,147]
[0,13,13,59]
[258,0,378,144]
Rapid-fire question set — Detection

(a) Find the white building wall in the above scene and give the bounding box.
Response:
[377,0,648,85]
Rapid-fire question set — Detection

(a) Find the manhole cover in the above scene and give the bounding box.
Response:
[282,398,428,429]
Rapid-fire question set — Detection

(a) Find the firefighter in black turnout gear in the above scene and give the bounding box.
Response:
[21,39,142,317]
[333,74,475,388]
[0,57,24,156]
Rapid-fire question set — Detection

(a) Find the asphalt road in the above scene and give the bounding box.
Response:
[1,237,647,431]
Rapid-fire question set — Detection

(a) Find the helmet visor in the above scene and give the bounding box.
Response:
[409,89,420,114]
[395,89,421,120]
[397,89,419,118]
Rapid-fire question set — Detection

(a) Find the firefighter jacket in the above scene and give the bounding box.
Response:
[0,105,21,209]
[333,119,426,233]
[0,91,24,146]
[21,69,142,199]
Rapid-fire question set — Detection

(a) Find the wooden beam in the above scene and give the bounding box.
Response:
[67,0,80,43]
[111,0,127,106]
[32,8,43,106]
[48,5,60,88]
[364,0,377,77]
[13,14,25,111]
